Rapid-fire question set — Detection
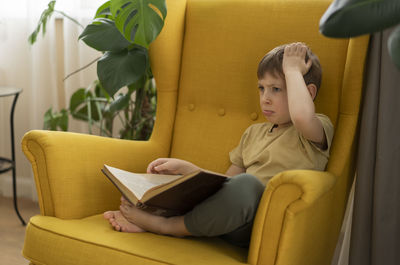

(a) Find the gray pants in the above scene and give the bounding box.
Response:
[184,174,265,247]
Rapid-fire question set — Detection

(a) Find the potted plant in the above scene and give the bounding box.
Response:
[30,0,166,140]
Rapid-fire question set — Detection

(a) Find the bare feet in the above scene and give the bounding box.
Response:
[119,203,190,237]
[119,204,149,225]
[105,196,190,237]
[118,197,157,231]
[103,210,145,233]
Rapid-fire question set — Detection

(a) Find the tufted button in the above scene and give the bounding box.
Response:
[188,104,195,111]
[250,112,258,120]
[218,108,226,116]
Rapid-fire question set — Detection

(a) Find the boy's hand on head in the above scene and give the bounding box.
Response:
[146,158,201,175]
[282,42,312,76]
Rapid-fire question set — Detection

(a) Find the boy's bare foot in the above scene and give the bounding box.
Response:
[119,204,150,225]
[118,196,191,237]
[103,210,145,233]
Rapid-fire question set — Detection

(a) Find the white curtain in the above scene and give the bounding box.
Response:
[0,0,104,200]
[331,179,355,265]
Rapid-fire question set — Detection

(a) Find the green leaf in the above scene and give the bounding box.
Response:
[28,0,56,45]
[320,0,400,38]
[43,107,69,131]
[69,88,87,112]
[79,18,132,52]
[108,93,132,114]
[43,108,54,130]
[110,0,167,48]
[94,80,111,100]
[59,109,69,131]
[127,74,146,92]
[95,1,113,18]
[97,46,148,96]
[69,88,101,122]
[388,25,400,69]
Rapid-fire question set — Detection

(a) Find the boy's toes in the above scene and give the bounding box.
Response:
[110,221,118,230]
[103,211,114,220]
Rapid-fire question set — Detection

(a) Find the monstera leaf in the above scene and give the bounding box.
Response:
[320,0,400,68]
[95,1,113,18]
[79,18,131,52]
[97,46,148,96]
[110,0,167,48]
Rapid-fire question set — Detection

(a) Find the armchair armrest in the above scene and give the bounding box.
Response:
[22,130,169,219]
[248,170,336,265]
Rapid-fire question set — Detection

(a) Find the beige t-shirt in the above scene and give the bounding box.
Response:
[229,113,334,185]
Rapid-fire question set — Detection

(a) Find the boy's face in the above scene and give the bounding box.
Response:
[258,72,291,127]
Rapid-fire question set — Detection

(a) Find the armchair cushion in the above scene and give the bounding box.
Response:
[24,215,247,265]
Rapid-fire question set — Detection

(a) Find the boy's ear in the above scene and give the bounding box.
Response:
[307,84,318,101]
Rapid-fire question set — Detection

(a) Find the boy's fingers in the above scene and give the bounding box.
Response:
[146,164,153,173]
[307,59,312,67]
[146,160,159,173]
[155,163,176,174]
[147,158,167,173]
[155,162,180,175]
[154,163,168,173]
[305,59,313,72]
[284,45,291,54]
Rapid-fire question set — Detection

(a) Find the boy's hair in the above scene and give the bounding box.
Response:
[257,43,322,93]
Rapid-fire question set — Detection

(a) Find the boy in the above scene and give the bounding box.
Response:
[104,42,334,247]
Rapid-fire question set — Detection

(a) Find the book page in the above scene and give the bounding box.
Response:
[105,165,183,200]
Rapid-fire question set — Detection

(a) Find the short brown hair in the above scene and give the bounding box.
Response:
[257,43,322,92]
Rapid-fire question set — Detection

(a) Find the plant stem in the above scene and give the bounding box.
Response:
[132,88,145,139]
[86,98,93,134]
[63,56,102,81]
[54,10,84,29]
[72,112,110,136]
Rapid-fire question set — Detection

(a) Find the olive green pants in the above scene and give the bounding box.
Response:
[184,174,265,247]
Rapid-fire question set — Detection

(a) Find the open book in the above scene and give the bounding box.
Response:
[101,164,228,217]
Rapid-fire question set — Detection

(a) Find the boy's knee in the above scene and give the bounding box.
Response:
[184,174,265,237]
[223,174,265,219]
[230,174,265,195]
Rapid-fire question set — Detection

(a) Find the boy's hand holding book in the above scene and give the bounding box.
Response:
[147,158,201,175]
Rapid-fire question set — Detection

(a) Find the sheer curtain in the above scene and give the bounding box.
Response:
[0,0,104,200]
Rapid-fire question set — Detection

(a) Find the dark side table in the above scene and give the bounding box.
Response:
[0,87,26,225]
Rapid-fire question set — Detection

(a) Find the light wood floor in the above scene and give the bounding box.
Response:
[0,196,40,265]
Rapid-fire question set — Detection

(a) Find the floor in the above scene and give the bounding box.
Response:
[0,196,40,265]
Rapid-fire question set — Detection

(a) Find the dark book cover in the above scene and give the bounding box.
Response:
[142,171,228,217]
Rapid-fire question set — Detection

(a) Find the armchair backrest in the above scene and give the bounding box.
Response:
[151,0,368,173]
[149,0,368,263]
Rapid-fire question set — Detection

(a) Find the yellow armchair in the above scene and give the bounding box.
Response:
[21,0,369,264]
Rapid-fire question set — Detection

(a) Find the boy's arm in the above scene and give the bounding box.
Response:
[283,43,327,149]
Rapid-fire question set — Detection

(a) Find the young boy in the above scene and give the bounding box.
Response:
[104,42,334,247]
